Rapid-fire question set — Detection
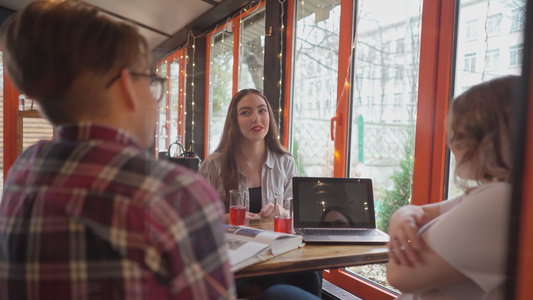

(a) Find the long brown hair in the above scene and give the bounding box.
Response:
[447,75,519,191]
[215,89,289,205]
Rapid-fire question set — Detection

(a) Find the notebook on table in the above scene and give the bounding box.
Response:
[293,177,390,243]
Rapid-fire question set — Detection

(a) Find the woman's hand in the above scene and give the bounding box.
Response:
[258,203,276,218]
[387,205,430,267]
[246,212,260,220]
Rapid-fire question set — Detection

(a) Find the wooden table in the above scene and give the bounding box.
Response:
[234,219,389,279]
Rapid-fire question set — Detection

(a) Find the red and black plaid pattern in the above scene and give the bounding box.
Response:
[0,124,235,300]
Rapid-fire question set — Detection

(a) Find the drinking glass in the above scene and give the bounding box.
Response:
[229,189,246,226]
[274,195,293,234]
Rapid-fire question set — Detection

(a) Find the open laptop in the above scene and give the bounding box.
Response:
[293,177,390,243]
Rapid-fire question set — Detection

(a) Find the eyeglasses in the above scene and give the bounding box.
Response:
[105,71,167,103]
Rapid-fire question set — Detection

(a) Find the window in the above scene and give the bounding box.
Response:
[448,0,525,198]
[290,0,341,177]
[238,7,265,92]
[394,65,403,81]
[208,29,234,154]
[486,13,502,37]
[485,49,500,71]
[510,45,523,67]
[396,38,405,53]
[155,49,186,157]
[465,20,478,40]
[169,60,181,145]
[394,93,402,108]
[511,8,525,32]
[17,104,54,153]
[348,0,422,292]
[464,53,476,72]
[156,61,168,154]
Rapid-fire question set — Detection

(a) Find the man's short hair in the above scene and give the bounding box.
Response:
[0,0,149,123]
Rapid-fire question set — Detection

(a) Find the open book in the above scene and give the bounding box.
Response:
[225,225,304,272]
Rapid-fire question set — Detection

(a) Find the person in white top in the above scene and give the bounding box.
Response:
[199,89,297,220]
[386,76,519,300]
[199,90,321,298]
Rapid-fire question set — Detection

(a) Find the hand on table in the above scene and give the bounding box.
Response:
[258,202,275,218]
[246,212,260,220]
[387,205,429,267]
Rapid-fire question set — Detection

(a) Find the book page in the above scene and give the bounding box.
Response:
[224,225,304,271]
[226,235,272,272]
[225,225,294,245]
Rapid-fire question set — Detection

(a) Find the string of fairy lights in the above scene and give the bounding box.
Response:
[156,0,293,152]
[277,0,287,140]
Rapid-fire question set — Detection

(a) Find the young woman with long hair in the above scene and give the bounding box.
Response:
[199,89,322,297]
[199,88,297,219]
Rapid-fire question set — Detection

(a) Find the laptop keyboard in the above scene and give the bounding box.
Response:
[301,228,383,237]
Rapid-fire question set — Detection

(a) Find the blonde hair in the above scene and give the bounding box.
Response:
[447,75,519,191]
[0,0,149,124]
[215,89,289,207]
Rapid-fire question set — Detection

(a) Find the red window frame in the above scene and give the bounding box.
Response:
[3,69,19,180]
[516,36,533,299]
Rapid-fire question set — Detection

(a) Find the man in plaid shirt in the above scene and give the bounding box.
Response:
[0,1,235,299]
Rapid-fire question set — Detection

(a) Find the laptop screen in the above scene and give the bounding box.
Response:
[293,177,376,228]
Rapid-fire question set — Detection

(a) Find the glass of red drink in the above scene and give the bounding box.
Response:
[229,189,246,226]
[274,196,292,234]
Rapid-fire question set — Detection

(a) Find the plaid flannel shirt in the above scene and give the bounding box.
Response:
[0,124,236,300]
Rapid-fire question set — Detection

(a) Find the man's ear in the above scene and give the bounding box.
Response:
[118,68,137,110]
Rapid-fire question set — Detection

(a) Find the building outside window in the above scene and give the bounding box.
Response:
[465,19,478,40]
[486,13,502,36]
[485,49,500,71]
[448,0,525,198]
[511,8,525,32]
[510,45,523,67]
[464,53,476,72]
